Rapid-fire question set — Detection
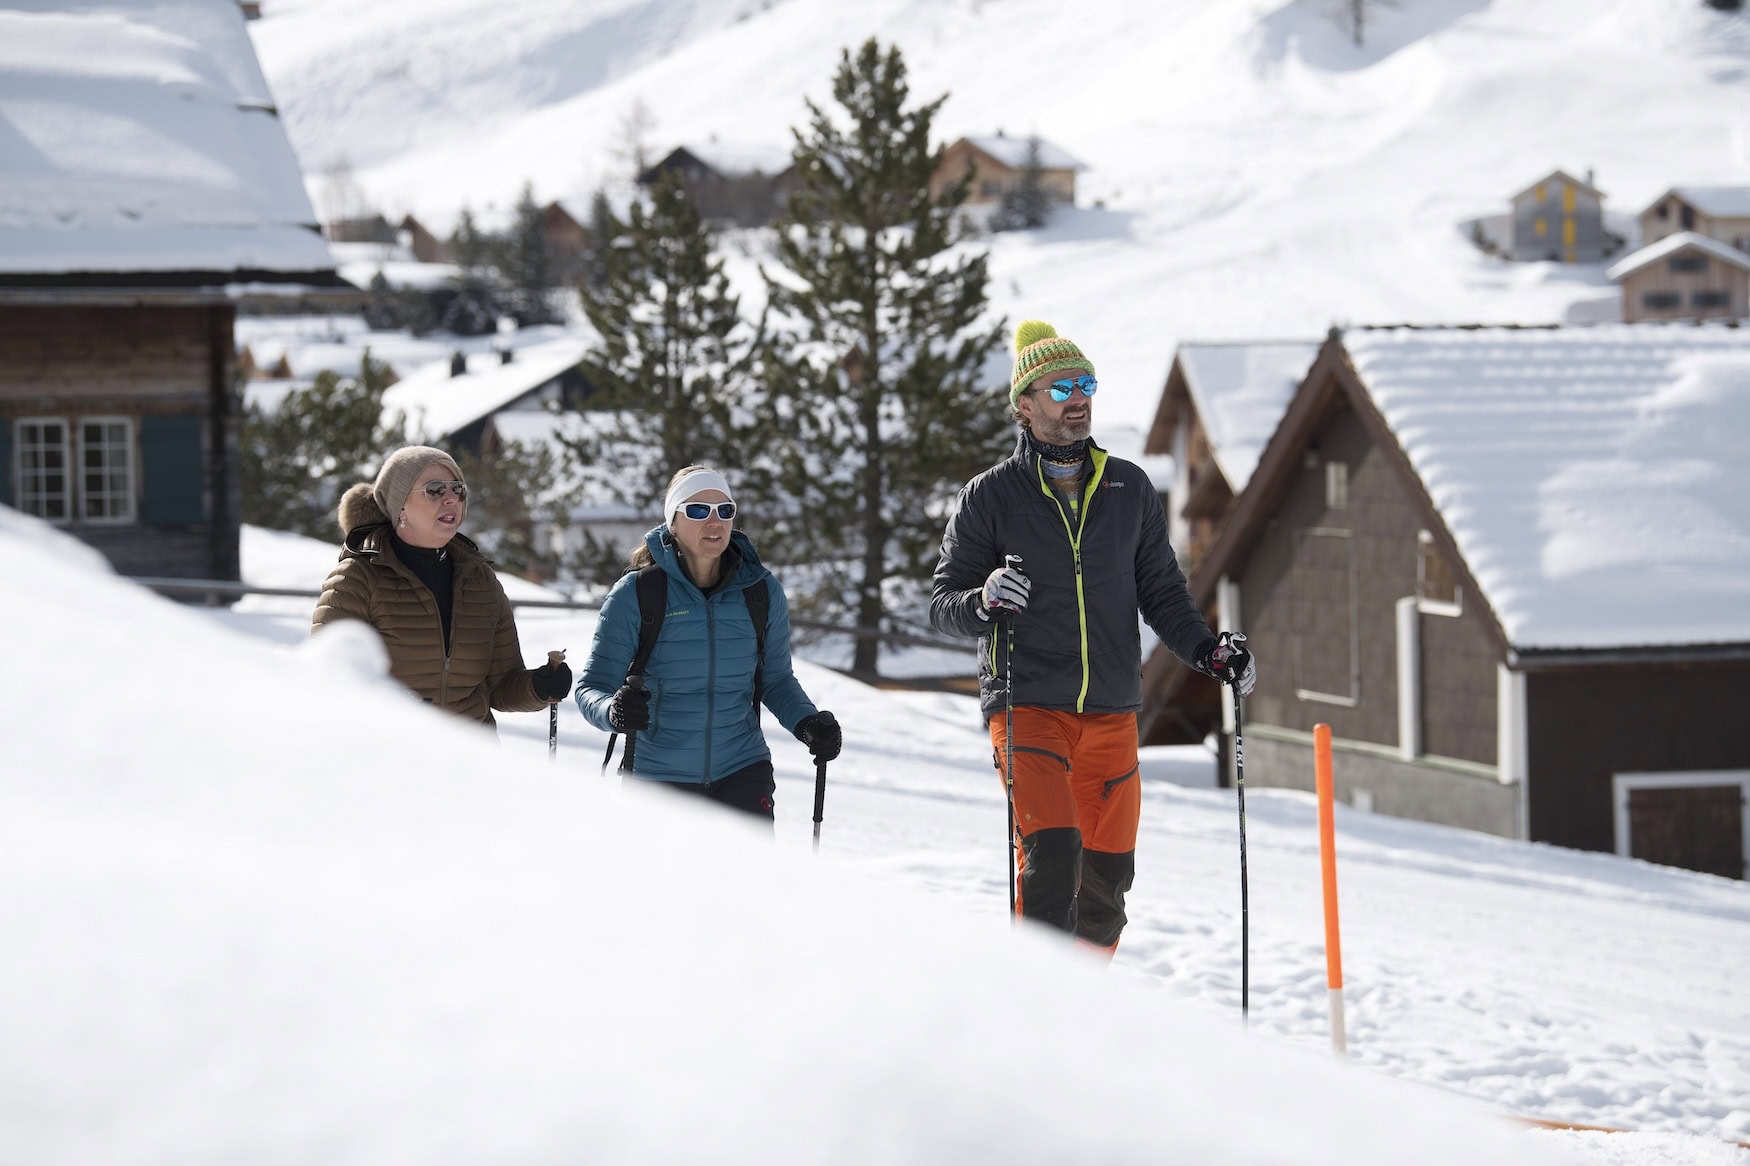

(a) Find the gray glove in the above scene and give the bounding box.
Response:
[1202,632,1257,697]
[981,564,1032,616]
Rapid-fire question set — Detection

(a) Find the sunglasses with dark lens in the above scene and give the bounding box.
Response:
[1042,375,1098,402]
[420,480,468,501]
[681,501,736,521]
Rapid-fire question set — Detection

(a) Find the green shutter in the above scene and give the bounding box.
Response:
[140,414,205,525]
[0,419,11,508]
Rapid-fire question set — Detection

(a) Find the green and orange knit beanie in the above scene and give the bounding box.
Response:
[1009,319,1094,406]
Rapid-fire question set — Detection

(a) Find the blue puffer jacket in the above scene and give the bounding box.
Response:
[575,527,817,784]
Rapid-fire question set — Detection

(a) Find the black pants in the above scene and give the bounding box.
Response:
[654,760,776,823]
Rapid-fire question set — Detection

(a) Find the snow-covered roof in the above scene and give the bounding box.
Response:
[1177,341,1321,493]
[960,135,1084,172]
[1605,231,1750,281]
[0,0,334,279]
[1344,325,1750,651]
[1666,185,1750,219]
[681,141,794,178]
[382,334,591,442]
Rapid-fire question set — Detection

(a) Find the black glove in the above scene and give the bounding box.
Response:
[794,710,841,763]
[608,682,651,733]
[530,660,572,702]
[1200,632,1257,697]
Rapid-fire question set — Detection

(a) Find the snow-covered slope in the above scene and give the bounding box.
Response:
[250,0,1750,429]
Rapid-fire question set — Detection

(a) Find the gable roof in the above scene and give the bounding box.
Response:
[1650,185,1750,220]
[1196,326,1750,655]
[0,0,337,285]
[383,335,591,442]
[1508,169,1605,205]
[1166,341,1321,493]
[958,135,1084,172]
[1605,231,1750,281]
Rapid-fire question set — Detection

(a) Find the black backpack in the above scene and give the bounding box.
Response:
[611,564,769,773]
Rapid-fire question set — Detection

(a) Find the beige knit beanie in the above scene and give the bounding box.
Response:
[372,445,462,519]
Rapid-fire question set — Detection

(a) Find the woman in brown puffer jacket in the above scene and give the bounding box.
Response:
[311,445,571,729]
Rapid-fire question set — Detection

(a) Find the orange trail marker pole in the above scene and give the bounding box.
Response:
[1314,723,1346,1055]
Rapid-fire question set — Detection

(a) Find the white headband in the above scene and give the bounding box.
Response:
[663,469,735,522]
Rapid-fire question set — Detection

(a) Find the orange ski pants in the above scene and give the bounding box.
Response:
[989,708,1141,953]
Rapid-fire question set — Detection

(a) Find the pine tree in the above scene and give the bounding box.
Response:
[241,354,398,539]
[451,435,586,583]
[502,183,561,326]
[563,172,747,512]
[755,38,1009,676]
[992,135,1053,232]
[443,206,509,336]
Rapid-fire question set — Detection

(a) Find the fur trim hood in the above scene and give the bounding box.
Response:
[338,482,387,536]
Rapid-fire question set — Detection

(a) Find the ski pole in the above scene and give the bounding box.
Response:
[812,759,828,854]
[547,649,565,762]
[1228,633,1251,1025]
[1002,553,1022,921]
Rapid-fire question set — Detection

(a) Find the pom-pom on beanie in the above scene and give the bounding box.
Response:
[1010,320,1094,406]
[373,445,462,521]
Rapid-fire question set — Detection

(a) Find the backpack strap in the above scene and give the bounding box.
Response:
[629,563,668,682]
[745,578,769,717]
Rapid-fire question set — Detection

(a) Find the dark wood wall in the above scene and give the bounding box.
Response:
[1527,657,1750,855]
[0,303,239,579]
[1238,403,1499,765]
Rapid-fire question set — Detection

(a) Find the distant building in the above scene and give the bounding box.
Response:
[0,0,351,582]
[1141,325,1750,879]
[1607,232,1750,323]
[1637,186,1750,253]
[931,134,1084,207]
[380,335,597,457]
[636,143,794,227]
[398,214,449,263]
[324,214,399,245]
[1145,341,1320,579]
[1508,169,1606,262]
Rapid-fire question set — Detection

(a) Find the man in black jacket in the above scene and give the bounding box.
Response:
[930,320,1256,957]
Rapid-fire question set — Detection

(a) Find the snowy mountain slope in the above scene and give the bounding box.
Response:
[251,0,1750,430]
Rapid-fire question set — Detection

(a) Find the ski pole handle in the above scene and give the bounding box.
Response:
[548,649,566,667]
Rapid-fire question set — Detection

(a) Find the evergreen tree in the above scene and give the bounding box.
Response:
[241,354,398,539]
[991,135,1053,232]
[755,38,1009,676]
[502,182,561,326]
[564,172,747,511]
[451,435,586,583]
[443,205,509,335]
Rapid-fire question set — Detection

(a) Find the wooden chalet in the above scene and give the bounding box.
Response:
[398,214,450,263]
[1146,341,1321,575]
[931,134,1084,207]
[1508,169,1606,263]
[0,0,351,582]
[1638,186,1750,253]
[636,144,794,227]
[1140,325,1750,878]
[1607,232,1750,323]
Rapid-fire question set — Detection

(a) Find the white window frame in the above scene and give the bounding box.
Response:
[12,414,137,526]
[1325,461,1349,511]
[1416,529,1463,617]
[1611,770,1749,878]
[15,416,73,524]
[1294,526,1360,708]
[76,415,135,525]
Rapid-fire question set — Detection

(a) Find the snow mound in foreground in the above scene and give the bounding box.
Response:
[0,506,1566,1164]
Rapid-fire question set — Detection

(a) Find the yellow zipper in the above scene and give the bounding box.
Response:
[1035,451,1107,711]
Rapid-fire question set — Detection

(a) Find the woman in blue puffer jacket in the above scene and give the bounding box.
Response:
[574,465,840,821]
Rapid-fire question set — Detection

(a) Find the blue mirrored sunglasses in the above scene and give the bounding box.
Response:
[1042,375,1097,402]
[680,501,736,521]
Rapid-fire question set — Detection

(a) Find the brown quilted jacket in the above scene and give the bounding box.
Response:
[311,485,545,729]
